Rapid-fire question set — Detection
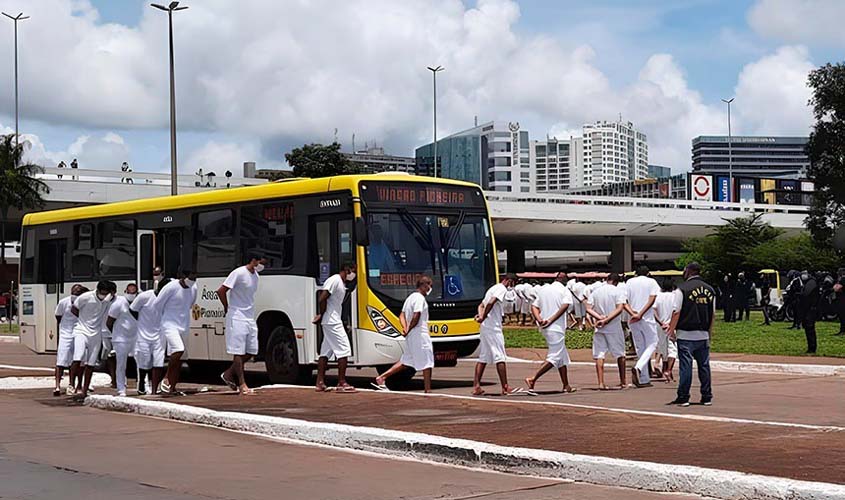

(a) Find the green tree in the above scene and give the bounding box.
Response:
[744,234,839,272]
[805,62,845,246]
[284,142,358,178]
[0,134,49,264]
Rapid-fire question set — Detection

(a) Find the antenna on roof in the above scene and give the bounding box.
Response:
[474,115,478,127]
[352,133,356,154]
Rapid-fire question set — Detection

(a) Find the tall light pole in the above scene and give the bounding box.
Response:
[151,2,188,195]
[427,65,444,178]
[722,97,734,203]
[2,11,29,152]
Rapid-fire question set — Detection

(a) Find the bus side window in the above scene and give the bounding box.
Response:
[21,229,35,284]
[194,209,236,275]
[97,220,136,278]
[71,223,96,278]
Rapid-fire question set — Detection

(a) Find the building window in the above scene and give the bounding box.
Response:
[489,171,512,182]
[488,142,511,153]
[488,157,511,167]
[520,186,530,192]
[240,202,295,270]
[195,209,237,274]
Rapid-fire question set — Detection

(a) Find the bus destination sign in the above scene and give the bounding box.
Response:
[361,182,484,208]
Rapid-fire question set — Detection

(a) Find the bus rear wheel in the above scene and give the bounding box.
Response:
[376,364,416,390]
[265,325,311,385]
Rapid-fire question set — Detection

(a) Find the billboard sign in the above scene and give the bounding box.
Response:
[777,179,799,205]
[715,176,732,202]
[738,178,756,203]
[801,181,815,206]
[690,174,712,201]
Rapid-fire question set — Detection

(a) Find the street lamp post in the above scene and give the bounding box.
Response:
[2,11,29,151]
[722,97,734,203]
[151,2,189,196]
[427,65,444,178]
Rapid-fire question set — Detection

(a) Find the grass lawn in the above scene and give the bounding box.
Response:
[0,323,19,335]
[504,311,845,358]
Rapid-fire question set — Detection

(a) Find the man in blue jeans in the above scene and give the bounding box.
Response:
[667,262,716,407]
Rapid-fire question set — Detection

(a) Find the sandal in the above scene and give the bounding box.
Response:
[370,382,390,391]
[220,373,237,391]
[336,384,358,393]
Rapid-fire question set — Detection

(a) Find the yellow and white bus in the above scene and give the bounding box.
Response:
[18,173,497,383]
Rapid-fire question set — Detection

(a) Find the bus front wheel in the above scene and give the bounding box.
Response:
[265,325,310,385]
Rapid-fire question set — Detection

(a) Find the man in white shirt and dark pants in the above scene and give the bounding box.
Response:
[218,251,267,395]
[53,284,87,396]
[69,281,117,398]
[585,273,628,389]
[525,272,575,393]
[154,269,198,395]
[473,274,520,396]
[625,266,661,387]
[312,262,357,393]
[106,283,139,397]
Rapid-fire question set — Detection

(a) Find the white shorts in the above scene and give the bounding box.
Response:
[226,317,259,356]
[520,300,532,315]
[320,322,351,359]
[162,327,187,355]
[545,338,570,368]
[135,338,165,370]
[657,332,678,360]
[573,301,586,318]
[478,327,507,364]
[72,332,102,366]
[593,329,626,359]
[399,329,434,371]
[56,335,75,367]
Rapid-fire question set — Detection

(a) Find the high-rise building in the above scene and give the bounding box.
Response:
[691,136,809,179]
[581,120,648,187]
[531,138,573,192]
[415,121,531,192]
[344,146,415,174]
[648,164,672,178]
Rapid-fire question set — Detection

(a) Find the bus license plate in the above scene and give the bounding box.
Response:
[435,351,458,363]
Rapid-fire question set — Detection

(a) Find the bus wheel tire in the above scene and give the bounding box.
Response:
[265,325,310,385]
[376,364,416,390]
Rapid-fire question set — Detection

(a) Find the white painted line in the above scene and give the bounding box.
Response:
[257,384,845,432]
[85,395,845,500]
[0,373,111,390]
[0,363,54,372]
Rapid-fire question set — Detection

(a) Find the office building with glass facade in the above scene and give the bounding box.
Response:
[691,136,809,179]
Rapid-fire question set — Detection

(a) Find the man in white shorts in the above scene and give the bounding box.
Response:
[373,276,434,393]
[154,270,197,395]
[53,284,86,396]
[654,280,679,381]
[218,251,267,395]
[586,273,628,389]
[525,272,575,393]
[625,266,661,387]
[313,262,357,393]
[69,280,116,398]
[473,274,519,396]
[130,278,168,395]
[107,283,139,397]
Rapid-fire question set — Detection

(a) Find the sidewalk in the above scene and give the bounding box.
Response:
[508,347,845,366]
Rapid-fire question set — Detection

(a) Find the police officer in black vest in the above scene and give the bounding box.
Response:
[667,262,716,407]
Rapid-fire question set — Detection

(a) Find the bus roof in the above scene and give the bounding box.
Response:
[23,173,480,227]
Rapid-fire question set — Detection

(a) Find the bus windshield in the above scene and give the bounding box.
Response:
[365,209,493,305]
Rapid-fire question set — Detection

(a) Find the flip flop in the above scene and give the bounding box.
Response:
[563,387,578,393]
[220,373,237,391]
[370,383,391,391]
[315,385,334,392]
[239,388,256,396]
[525,389,539,397]
[471,389,485,396]
[53,389,61,397]
[336,385,358,393]
[504,387,525,396]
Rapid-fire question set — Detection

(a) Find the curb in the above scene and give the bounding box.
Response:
[86,395,845,500]
[0,336,19,344]
[0,373,111,390]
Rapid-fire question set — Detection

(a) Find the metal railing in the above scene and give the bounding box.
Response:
[36,166,267,187]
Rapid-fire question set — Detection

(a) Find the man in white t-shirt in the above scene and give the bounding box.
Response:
[525,272,575,393]
[586,273,628,389]
[106,283,139,397]
[373,276,434,393]
[312,262,357,393]
[69,280,117,398]
[130,278,168,395]
[154,269,198,395]
[519,283,537,326]
[53,284,87,396]
[624,266,661,387]
[218,251,267,395]
[473,274,520,396]
[654,280,679,381]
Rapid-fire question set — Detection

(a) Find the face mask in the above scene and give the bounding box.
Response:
[346,272,356,281]
[425,288,432,296]
[97,292,112,302]
[801,274,810,282]
[153,275,161,281]
[125,293,137,302]
[254,264,265,273]
[70,295,78,304]
[183,279,196,288]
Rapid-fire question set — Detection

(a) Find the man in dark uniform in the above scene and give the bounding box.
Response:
[785,270,803,329]
[834,268,845,336]
[667,262,716,407]
[721,274,736,322]
[797,270,819,354]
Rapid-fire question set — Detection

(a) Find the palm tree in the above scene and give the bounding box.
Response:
[0,134,49,264]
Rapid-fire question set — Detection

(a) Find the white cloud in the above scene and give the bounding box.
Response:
[748,0,845,46]
[183,140,285,178]
[1,122,129,169]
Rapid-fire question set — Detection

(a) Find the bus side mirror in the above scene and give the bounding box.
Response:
[355,217,369,247]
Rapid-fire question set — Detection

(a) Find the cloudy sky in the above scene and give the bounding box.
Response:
[0,0,840,176]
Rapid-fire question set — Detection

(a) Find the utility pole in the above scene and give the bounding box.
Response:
[722,97,735,202]
[2,11,29,152]
[427,65,444,177]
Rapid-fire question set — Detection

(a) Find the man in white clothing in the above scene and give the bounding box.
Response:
[525,272,575,393]
[155,269,198,395]
[473,274,519,396]
[218,251,267,395]
[69,281,117,398]
[585,274,628,389]
[130,278,168,395]
[625,266,661,387]
[654,280,679,381]
[373,276,434,393]
[53,284,87,396]
[312,262,357,393]
[106,284,139,397]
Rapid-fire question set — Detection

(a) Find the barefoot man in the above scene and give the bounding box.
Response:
[525,272,575,394]
[585,273,628,389]
[473,274,520,396]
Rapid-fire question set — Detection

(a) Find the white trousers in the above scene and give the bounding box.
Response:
[630,320,659,384]
[113,339,135,394]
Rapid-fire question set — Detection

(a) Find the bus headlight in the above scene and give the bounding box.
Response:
[367,306,401,337]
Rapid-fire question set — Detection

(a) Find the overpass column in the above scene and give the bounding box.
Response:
[610,236,633,274]
[505,245,525,273]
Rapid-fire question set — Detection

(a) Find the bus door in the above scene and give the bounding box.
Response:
[136,229,184,290]
[313,216,356,361]
[137,230,156,291]
[37,238,66,351]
